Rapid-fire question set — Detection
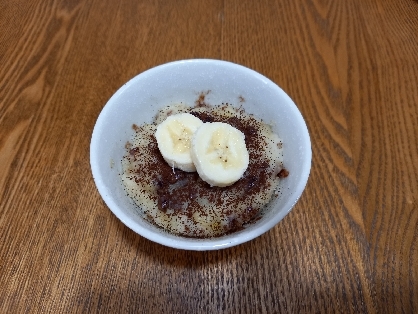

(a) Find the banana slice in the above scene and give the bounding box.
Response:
[155,113,203,172]
[191,122,249,187]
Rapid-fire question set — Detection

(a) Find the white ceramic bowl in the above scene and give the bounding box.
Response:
[90,59,311,250]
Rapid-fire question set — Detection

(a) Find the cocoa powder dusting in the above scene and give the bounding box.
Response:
[122,102,286,238]
[132,110,275,237]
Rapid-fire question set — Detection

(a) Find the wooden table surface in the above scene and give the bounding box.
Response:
[1,0,417,313]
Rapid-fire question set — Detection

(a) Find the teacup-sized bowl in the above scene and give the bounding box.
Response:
[90,59,311,251]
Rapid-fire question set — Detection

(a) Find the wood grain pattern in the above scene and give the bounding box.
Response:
[1,0,417,312]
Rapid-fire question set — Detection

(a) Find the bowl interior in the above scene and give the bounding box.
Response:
[90,59,311,250]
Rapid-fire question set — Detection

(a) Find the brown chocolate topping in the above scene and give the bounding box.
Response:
[278,168,289,178]
[123,103,286,238]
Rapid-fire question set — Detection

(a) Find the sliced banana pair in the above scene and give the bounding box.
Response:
[155,113,249,187]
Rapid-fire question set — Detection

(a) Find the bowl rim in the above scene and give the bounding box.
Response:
[90,59,311,250]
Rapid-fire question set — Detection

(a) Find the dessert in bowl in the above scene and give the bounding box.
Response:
[90,59,311,250]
